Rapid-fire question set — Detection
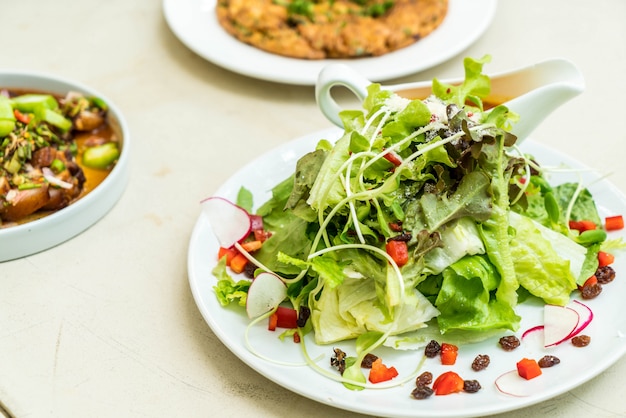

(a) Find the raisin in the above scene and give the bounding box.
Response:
[499,335,521,351]
[538,355,560,368]
[415,371,433,387]
[595,266,616,284]
[411,385,434,400]
[463,380,481,393]
[243,262,256,278]
[297,306,311,327]
[330,348,347,374]
[471,354,490,371]
[581,283,602,299]
[424,340,441,358]
[572,335,591,347]
[361,353,379,368]
[388,232,412,242]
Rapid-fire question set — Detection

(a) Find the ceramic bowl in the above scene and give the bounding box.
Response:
[0,71,130,262]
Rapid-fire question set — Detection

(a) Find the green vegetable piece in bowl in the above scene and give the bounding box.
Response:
[82,142,120,169]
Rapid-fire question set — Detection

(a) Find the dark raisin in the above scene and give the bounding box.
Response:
[243,262,256,278]
[415,371,433,387]
[463,380,481,393]
[297,306,311,327]
[361,353,378,368]
[411,385,434,400]
[330,348,347,374]
[471,354,490,371]
[572,335,591,347]
[388,232,412,242]
[595,266,616,284]
[538,355,560,368]
[581,283,602,299]
[424,340,441,358]
[499,335,521,351]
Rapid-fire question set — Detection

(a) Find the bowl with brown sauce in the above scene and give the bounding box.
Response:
[0,71,129,261]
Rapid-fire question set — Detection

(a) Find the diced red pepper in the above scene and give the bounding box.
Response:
[605,215,624,231]
[293,332,301,343]
[597,251,615,267]
[385,240,409,267]
[275,306,298,329]
[432,371,464,395]
[230,253,249,273]
[368,358,399,383]
[240,240,262,252]
[14,109,31,124]
[382,150,403,166]
[440,343,458,365]
[516,358,542,380]
[268,312,278,331]
[569,220,597,232]
[218,246,238,265]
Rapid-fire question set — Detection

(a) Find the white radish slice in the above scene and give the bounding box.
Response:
[201,196,252,248]
[495,369,551,397]
[245,272,287,319]
[543,304,580,347]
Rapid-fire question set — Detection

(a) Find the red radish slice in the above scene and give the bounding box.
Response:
[245,272,287,319]
[565,300,594,339]
[543,304,579,347]
[201,196,252,248]
[495,369,550,397]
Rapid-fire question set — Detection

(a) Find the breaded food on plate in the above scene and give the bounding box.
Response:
[216,0,448,59]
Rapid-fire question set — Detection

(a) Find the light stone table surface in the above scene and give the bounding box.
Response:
[1,1,625,417]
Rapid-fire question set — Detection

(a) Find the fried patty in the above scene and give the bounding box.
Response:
[216,0,448,59]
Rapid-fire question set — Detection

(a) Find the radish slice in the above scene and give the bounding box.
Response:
[201,196,252,248]
[245,272,287,319]
[495,369,550,397]
[543,304,579,347]
[566,300,594,339]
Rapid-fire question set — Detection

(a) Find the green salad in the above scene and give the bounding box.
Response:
[210,55,615,387]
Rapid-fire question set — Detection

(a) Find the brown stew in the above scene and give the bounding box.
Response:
[0,89,120,227]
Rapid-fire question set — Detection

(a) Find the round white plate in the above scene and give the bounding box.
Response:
[0,71,130,262]
[163,0,497,85]
[188,128,626,417]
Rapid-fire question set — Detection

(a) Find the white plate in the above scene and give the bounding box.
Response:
[163,0,497,85]
[0,71,130,262]
[187,127,626,417]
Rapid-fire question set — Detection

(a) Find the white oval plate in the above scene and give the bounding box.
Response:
[188,127,626,417]
[0,71,130,262]
[163,0,497,85]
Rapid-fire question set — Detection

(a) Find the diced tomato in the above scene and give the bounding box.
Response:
[440,343,458,365]
[578,275,597,291]
[253,229,272,242]
[569,220,597,232]
[385,240,409,267]
[217,246,238,265]
[605,215,624,231]
[516,358,542,380]
[368,358,399,383]
[597,251,615,267]
[432,371,464,395]
[275,306,298,329]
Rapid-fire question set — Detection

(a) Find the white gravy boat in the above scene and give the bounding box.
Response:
[316,58,585,142]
